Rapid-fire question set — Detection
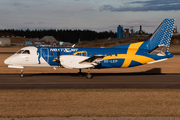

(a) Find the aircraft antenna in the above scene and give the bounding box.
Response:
[72,44,75,47]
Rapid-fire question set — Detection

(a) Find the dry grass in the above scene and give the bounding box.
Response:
[0,47,22,52]
[0,89,180,117]
[169,45,180,53]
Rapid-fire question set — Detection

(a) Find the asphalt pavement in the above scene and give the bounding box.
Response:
[0,73,180,89]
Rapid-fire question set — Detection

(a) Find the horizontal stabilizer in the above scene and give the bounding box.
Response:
[148,45,167,56]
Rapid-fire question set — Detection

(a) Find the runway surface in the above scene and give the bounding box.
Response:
[0,73,180,89]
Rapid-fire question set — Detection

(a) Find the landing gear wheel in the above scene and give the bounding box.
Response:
[86,73,93,79]
[20,74,24,77]
[20,68,24,78]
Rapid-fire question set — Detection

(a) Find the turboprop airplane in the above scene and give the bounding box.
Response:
[4,19,175,78]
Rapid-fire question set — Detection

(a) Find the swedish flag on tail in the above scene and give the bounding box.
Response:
[104,19,175,67]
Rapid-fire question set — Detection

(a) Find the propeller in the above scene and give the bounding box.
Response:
[57,48,61,67]
[53,48,61,67]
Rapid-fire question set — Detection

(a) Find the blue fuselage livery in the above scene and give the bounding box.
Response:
[4,19,176,78]
[36,42,173,68]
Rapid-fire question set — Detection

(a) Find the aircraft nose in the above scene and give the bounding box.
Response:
[4,57,11,65]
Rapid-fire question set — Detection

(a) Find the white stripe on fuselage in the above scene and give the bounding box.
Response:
[147,58,167,64]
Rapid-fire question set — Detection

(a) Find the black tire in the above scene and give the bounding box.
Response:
[86,73,93,79]
[78,72,83,76]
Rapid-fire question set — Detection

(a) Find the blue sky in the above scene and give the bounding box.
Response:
[0,0,180,33]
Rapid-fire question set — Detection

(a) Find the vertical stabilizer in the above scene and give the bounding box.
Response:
[144,19,175,52]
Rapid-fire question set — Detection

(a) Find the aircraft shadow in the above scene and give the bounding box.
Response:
[24,68,164,77]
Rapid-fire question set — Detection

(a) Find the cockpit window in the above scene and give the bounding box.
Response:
[16,50,30,54]
[16,50,24,54]
[22,50,30,54]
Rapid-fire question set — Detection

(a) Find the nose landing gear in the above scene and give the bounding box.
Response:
[20,68,24,77]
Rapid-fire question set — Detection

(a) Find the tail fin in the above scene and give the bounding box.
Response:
[143,19,175,53]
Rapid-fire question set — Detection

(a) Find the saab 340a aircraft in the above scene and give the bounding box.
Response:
[4,19,175,78]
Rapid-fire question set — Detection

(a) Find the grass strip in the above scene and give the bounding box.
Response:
[0,89,180,118]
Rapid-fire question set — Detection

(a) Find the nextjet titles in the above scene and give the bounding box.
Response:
[50,48,78,52]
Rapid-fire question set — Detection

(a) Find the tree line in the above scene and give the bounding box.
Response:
[0,29,117,43]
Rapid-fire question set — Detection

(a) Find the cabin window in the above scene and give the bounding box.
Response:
[83,53,86,56]
[99,53,102,55]
[51,52,54,55]
[115,53,117,56]
[67,53,69,55]
[61,52,63,55]
[89,53,91,56]
[105,53,107,56]
[110,53,112,56]
[94,53,96,56]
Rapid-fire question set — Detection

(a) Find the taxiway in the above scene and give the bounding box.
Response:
[0,73,180,89]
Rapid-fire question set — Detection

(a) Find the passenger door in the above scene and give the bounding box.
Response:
[40,48,49,63]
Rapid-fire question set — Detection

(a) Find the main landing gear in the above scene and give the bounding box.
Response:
[86,73,93,79]
[86,68,93,79]
[77,68,93,79]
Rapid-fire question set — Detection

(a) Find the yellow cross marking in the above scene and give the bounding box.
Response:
[103,42,155,68]
[73,51,86,55]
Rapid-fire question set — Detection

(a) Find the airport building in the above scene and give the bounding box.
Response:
[117,24,151,39]
[117,25,123,39]
[0,38,11,46]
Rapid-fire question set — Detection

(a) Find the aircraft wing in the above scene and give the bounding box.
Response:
[60,55,104,69]
[79,55,104,65]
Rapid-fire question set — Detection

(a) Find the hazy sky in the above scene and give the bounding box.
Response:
[0,0,180,33]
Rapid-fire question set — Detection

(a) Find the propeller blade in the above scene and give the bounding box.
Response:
[57,48,60,67]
